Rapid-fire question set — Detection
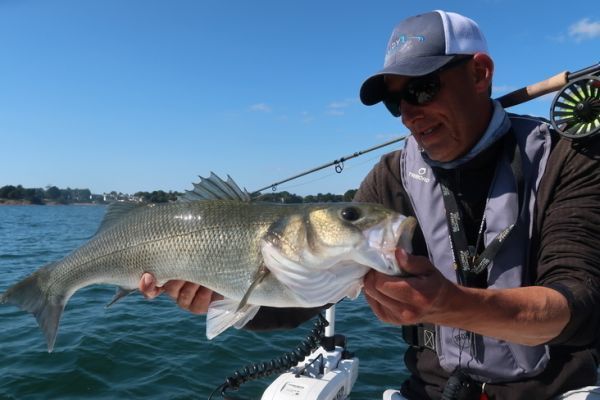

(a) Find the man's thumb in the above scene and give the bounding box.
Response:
[395,248,433,276]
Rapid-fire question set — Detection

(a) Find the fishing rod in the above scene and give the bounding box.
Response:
[211,61,600,400]
[497,61,600,140]
[251,135,409,194]
[254,62,600,194]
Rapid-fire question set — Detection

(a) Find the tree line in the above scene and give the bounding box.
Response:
[0,185,93,205]
[0,185,358,205]
[254,190,357,203]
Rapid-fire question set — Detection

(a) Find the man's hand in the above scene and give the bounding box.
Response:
[363,248,454,326]
[363,248,570,346]
[138,273,222,314]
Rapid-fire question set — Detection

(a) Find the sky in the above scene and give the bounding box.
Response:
[0,0,598,196]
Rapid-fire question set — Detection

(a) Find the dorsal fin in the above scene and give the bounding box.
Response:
[96,202,146,234]
[178,172,251,202]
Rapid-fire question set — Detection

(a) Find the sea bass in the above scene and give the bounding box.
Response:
[1,173,416,352]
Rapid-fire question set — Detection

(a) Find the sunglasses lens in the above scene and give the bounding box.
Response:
[405,76,440,105]
[382,75,441,117]
[382,57,467,117]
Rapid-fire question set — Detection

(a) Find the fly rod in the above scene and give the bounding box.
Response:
[496,62,599,109]
[255,62,599,193]
[252,135,409,193]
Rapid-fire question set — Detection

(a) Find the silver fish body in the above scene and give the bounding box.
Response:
[1,183,415,352]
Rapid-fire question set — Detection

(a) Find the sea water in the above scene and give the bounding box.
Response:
[0,205,409,399]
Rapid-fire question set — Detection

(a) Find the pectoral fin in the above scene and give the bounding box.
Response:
[236,264,270,311]
[205,298,260,339]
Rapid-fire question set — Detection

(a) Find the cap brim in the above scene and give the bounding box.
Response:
[359,55,455,105]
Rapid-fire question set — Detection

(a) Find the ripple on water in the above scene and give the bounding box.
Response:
[0,206,410,399]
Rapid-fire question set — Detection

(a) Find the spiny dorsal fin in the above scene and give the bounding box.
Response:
[96,202,146,234]
[178,172,251,202]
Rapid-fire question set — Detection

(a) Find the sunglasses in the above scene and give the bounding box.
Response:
[383,55,473,117]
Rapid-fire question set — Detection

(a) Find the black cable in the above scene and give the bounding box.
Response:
[208,314,328,400]
[294,353,324,378]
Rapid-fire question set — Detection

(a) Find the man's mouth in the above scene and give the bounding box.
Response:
[416,124,439,137]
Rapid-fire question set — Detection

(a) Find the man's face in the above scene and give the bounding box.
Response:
[384,57,491,162]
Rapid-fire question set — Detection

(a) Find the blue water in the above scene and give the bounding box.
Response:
[0,205,409,399]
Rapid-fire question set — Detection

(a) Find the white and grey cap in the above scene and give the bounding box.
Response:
[360,10,488,106]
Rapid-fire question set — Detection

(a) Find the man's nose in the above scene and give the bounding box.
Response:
[400,101,424,126]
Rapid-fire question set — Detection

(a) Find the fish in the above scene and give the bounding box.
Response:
[0,173,416,352]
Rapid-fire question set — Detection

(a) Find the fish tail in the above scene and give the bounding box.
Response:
[1,262,67,352]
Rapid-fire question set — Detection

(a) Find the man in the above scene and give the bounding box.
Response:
[140,10,600,399]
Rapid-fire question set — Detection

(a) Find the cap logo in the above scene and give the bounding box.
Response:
[385,34,425,66]
[387,34,425,54]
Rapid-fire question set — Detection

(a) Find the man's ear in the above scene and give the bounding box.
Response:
[472,53,494,95]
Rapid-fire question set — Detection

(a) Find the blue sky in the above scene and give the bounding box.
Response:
[1,0,598,196]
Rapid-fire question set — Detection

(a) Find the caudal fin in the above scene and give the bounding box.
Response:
[0,263,67,352]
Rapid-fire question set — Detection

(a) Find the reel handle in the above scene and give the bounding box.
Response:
[497,62,600,109]
[497,71,568,108]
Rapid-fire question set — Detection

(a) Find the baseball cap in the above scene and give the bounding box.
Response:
[360,10,488,106]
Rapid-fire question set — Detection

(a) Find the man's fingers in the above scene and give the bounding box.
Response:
[139,272,163,299]
[177,282,202,310]
[139,275,219,315]
[364,291,385,319]
[162,280,187,300]
[188,286,213,314]
[364,272,401,310]
[364,284,420,325]
[139,272,154,292]
[396,249,435,276]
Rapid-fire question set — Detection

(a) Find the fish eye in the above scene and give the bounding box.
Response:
[340,206,361,222]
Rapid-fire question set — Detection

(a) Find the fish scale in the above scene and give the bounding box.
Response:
[1,174,415,352]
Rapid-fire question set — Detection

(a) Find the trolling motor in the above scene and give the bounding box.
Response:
[209,305,359,400]
[261,305,359,400]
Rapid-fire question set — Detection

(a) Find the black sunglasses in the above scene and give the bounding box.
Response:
[383,55,473,117]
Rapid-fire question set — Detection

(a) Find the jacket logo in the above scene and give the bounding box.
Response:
[453,331,471,347]
[424,330,436,351]
[408,167,430,183]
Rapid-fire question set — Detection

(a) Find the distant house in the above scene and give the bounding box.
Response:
[102,192,143,203]
[90,194,104,203]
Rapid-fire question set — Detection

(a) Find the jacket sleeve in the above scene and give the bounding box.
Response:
[244,306,327,331]
[354,150,428,257]
[534,137,600,347]
[354,150,412,212]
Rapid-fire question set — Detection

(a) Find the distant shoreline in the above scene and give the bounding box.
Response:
[0,200,104,206]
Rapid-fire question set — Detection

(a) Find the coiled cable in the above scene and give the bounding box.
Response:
[208,313,328,400]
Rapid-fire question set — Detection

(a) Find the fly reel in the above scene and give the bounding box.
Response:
[550,65,600,140]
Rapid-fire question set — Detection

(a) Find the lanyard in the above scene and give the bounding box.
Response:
[433,133,523,285]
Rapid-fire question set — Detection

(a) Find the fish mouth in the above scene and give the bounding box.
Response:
[357,215,414,276]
